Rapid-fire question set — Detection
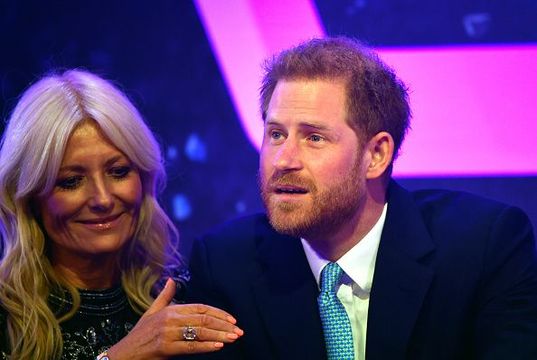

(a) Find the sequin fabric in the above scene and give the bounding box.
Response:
[318,262,355,360]
[0,286,140,360]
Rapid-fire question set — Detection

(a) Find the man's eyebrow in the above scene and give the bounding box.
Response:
[265,120,331,131]
[298,122,331,131]
[265,119,281,127]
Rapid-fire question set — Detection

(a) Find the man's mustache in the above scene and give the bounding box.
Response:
[263,172,316,193]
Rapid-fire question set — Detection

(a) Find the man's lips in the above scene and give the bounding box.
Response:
[271,184,309,195]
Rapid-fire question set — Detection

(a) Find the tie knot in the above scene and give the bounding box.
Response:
[320,262,343,293]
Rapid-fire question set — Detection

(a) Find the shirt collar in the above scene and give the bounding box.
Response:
[301,203,387,293]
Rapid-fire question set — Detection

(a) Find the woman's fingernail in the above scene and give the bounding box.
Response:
[164,277,173,289]
[234,327,244,336]
[227,333,239,340]
[226,315,237,324]
[214,342,224,348]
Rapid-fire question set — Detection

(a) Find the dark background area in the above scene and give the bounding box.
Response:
[316,0,537,46]
[0,0,263,256]
[1,0,536,257]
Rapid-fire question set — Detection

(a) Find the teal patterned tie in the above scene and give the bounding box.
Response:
[318,262,355,360]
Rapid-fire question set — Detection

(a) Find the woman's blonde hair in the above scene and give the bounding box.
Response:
[0,69,180,359]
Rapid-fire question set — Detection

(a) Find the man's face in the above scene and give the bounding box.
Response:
[260,79,369,240]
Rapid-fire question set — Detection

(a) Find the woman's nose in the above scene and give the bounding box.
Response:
[88,179,113,212]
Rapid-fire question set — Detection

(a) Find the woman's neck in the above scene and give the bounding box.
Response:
[52,251,120,289]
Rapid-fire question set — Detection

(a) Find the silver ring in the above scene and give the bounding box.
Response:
[182,325,198,341]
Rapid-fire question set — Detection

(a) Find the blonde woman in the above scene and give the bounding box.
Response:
[0,70,243,359]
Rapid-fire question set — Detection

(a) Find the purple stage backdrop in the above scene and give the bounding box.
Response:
[1,0,536,255]
[195,0,537,177]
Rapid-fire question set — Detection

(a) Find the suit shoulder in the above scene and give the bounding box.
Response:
[199,213,274,247]
[189,214,277,284]
[410,188,532,231]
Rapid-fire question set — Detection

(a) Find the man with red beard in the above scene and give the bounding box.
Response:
[186,37,537,360]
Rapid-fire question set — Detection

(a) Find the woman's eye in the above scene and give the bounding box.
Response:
[56,176,83,190]
[109,166,131,179]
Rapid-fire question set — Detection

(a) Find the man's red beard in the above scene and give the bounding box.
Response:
[258,159,365,241]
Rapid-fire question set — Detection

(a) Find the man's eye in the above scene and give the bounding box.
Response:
[56,176,83,190]
[309,134,323,142]
[270,131,283,140]
[109,166,131,179]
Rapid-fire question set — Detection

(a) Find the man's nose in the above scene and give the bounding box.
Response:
[272,138,303,171]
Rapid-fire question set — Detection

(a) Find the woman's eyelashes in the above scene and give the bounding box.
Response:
[108,165,133,180]
[56,175,84,190]
[55,165,134,191]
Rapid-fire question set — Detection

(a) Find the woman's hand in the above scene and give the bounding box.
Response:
[105,278,243,360]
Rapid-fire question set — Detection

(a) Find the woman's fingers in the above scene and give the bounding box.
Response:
[176,303,237,323]
[137,295,245,351]
[105,296,244,359]
[179,325,240,343]
[193,313,243,337]
[143,278,176,317]
[168,339,225,355]
[169,304,244,338]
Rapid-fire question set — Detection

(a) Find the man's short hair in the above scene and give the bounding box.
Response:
[260,37,411,159]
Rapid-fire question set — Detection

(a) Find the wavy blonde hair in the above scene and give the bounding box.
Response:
[0,69,180,359]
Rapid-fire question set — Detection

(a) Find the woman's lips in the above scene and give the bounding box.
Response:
[77,213,123,230]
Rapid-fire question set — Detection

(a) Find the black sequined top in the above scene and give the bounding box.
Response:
[0,286,140,360]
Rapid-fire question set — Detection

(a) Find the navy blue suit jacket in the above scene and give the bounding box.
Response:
[186,182,537,359]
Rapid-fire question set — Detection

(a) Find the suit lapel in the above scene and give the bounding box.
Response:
[252,220,326,360]
[366,182,435,360]
[249,182,434,360]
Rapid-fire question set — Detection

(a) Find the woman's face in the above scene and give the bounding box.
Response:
[38,121,143,263]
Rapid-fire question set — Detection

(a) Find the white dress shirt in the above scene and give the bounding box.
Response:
[301,203,387,360]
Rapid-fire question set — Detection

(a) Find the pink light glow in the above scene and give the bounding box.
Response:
[194,0,537,176]
[379,45,537,176]
[194,0,324,149]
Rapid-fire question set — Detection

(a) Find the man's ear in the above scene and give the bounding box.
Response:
[365,131,394,179]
